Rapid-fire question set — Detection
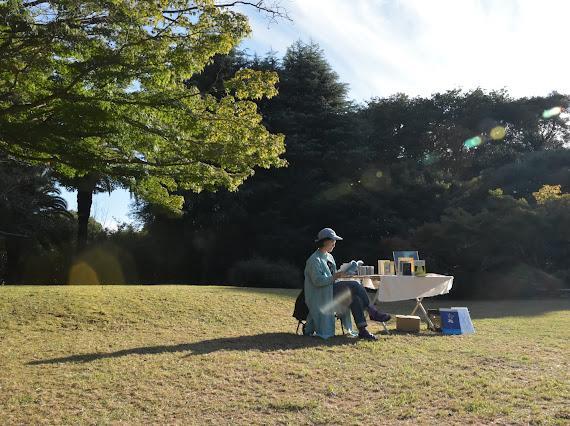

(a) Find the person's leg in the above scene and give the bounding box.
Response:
[333,281,368,329]
[337,280,392,323]
[343,280,370,308]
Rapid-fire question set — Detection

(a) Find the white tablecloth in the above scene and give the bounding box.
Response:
[375,274,453,302]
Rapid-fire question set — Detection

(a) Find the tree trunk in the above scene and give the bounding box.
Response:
[76,174,98,252]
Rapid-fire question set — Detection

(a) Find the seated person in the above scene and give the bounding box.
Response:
[303,228,391,340]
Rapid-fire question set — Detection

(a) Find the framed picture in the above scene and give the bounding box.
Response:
[414,260,426,276]
[397,257,415,276]
[393,251,419,272]
[378,260,394,275]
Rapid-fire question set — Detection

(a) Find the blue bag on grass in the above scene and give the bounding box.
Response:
[440,307,475,335]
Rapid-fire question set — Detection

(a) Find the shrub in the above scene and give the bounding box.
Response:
[474,263,564,298]
[228,257,302,288]
[553,269,570,288]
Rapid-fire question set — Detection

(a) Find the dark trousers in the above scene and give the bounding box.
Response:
[333,280,370,328]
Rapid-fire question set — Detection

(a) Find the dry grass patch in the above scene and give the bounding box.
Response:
[1,285,569,425]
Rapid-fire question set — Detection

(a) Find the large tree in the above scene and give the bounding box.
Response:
[0,0,286,249]
[140,40,359,283]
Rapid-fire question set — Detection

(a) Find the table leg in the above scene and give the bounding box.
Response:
[411,299,420,315]
[411,298,436,331]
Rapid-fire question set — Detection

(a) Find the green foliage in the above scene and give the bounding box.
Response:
[362,89,569,172]
[148,40,359,279]
[533,184,566,204]
[129,41,570,296]
[226,68,279,100]
[413,188,569,297]
[228,256,302,289]
[4,26,569,295]
[0,157,74,282]
[0,0,286,214]
[0,158,72,241]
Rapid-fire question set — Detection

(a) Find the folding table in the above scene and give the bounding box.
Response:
[349,273,454,331]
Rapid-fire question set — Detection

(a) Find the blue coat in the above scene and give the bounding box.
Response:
[303,250,354,339]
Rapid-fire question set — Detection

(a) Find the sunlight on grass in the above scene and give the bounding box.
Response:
[1,286,568,424]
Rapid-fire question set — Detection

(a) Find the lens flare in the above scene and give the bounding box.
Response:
[464,136,483,149]
[319,288,352,315]
[490,126,506,140]
[67,245,130,284]
[322,182,353,201]
[542,107,562,119]
[68,261,99,285]
[359,168,392,191]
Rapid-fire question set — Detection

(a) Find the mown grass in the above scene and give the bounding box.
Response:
[1,285,569,425]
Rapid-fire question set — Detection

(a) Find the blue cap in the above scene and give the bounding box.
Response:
[315,228,343,242]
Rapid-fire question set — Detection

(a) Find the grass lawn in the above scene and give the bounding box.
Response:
[1,285,569,425]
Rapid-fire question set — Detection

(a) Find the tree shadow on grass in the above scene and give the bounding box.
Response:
[27,332,359,365]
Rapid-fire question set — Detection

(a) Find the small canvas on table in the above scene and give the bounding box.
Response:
[397,257,414,275]
[414,260,427,276]
[393,251,419,272]
[378,260,394,275]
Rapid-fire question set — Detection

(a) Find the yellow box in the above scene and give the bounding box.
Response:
[396,315,421,332]
[378,259,395,275]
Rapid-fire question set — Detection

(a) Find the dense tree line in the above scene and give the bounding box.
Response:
[1,36,569,298]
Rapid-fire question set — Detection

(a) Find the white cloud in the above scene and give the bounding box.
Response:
[242,0,570,101]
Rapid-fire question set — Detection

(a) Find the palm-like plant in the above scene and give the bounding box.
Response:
[0,157,73,283]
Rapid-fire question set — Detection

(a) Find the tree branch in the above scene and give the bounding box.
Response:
[22,0,48,8]
[163,1,290,21]
[0,230,30,238]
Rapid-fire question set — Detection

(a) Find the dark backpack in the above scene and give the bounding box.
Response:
[292,289,309,334]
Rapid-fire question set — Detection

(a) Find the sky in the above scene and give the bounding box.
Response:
[60,0,570,229]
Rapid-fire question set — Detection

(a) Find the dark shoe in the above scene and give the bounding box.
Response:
[358,329,378,340]
[369,310,391,323]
